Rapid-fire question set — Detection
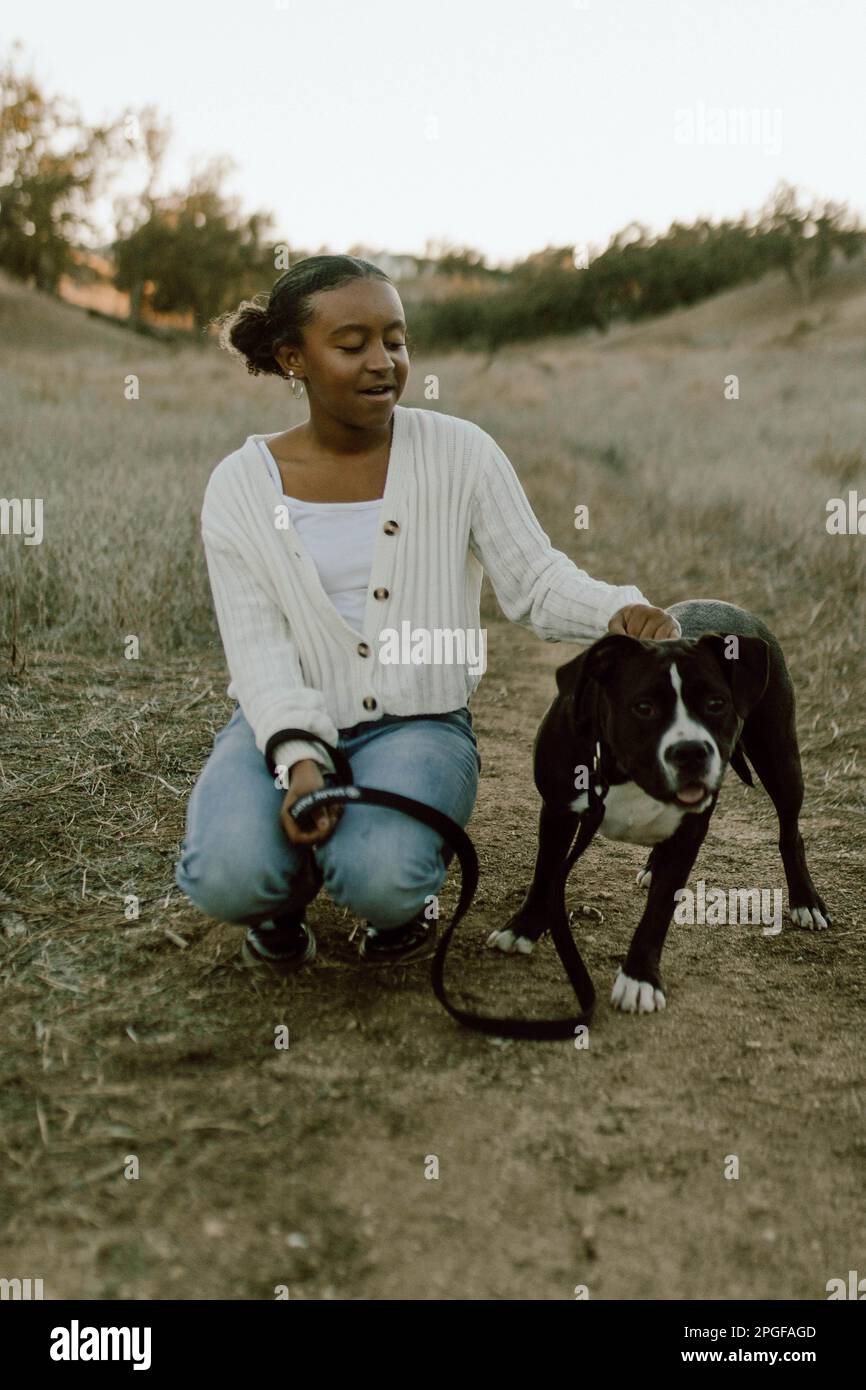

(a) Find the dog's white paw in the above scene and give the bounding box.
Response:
[790,905,830,930]
[635,866,652,890]
[611,968,666,1013]
[486,927,535,955]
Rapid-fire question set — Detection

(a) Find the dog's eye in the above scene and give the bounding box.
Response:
[632,700,656,718]
[705,695,727,713]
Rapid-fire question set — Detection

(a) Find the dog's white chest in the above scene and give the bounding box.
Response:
[569,781,688,845]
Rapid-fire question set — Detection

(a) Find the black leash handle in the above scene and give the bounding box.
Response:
[274,728,595,1040]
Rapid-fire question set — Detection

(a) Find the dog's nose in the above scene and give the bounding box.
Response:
[665,739,713,770]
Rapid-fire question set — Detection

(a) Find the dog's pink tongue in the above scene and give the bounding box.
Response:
[676,784,707,804]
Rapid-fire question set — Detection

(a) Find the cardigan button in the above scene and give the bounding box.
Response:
[362,696,378,711]
[357,641,370,657]
[383,519,399,534]
[373,586,389,600]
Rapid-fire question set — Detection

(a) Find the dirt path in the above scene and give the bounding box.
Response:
[2,618,863,1301]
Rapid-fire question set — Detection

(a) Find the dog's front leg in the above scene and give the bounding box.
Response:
[612,812,711,1013]
[488,802,581,955]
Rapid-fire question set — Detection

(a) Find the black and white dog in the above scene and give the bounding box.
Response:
[487,600,830,1013]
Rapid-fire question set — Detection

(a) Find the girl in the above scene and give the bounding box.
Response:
[175,255,679,977]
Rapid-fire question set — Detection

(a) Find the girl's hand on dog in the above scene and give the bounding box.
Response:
[280,759,343,845]
[608,603,682,640]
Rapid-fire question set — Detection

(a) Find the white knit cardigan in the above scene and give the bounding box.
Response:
[200,404,649,775]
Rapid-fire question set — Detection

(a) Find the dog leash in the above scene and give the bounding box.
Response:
[270,728,597,1040]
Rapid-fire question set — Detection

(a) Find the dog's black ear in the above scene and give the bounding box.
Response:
[555,634,638,716]
[696,632,770,719]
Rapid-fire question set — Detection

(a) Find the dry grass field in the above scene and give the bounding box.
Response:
[1,261,864,1300]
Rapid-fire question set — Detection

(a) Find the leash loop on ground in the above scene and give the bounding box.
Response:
[275,728,596,1040]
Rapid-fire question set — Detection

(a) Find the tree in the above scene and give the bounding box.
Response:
[759,180,864,304]
[111,105,173,326]
[112,156,276,334]
[0,40,125,291]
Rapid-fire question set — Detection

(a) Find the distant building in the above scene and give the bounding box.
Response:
[349,248,437,281]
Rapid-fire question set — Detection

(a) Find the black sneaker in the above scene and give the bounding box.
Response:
[358,913,438,965]
[241,915,316,977]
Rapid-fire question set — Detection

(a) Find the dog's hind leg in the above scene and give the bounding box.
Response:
[488,803,580,955]
[741,705,830,929]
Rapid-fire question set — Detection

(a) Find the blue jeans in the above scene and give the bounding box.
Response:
[175,704,481,931]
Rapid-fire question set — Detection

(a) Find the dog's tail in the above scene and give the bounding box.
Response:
[730,740,755,787]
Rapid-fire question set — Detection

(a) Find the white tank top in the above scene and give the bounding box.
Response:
[258,439,381,634]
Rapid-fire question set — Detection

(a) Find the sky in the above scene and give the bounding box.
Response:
[5,0,865,267]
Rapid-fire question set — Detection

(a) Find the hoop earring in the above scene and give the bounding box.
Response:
[286,369,306,399]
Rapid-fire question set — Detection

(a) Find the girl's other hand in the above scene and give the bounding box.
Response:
[280,759,343,845]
